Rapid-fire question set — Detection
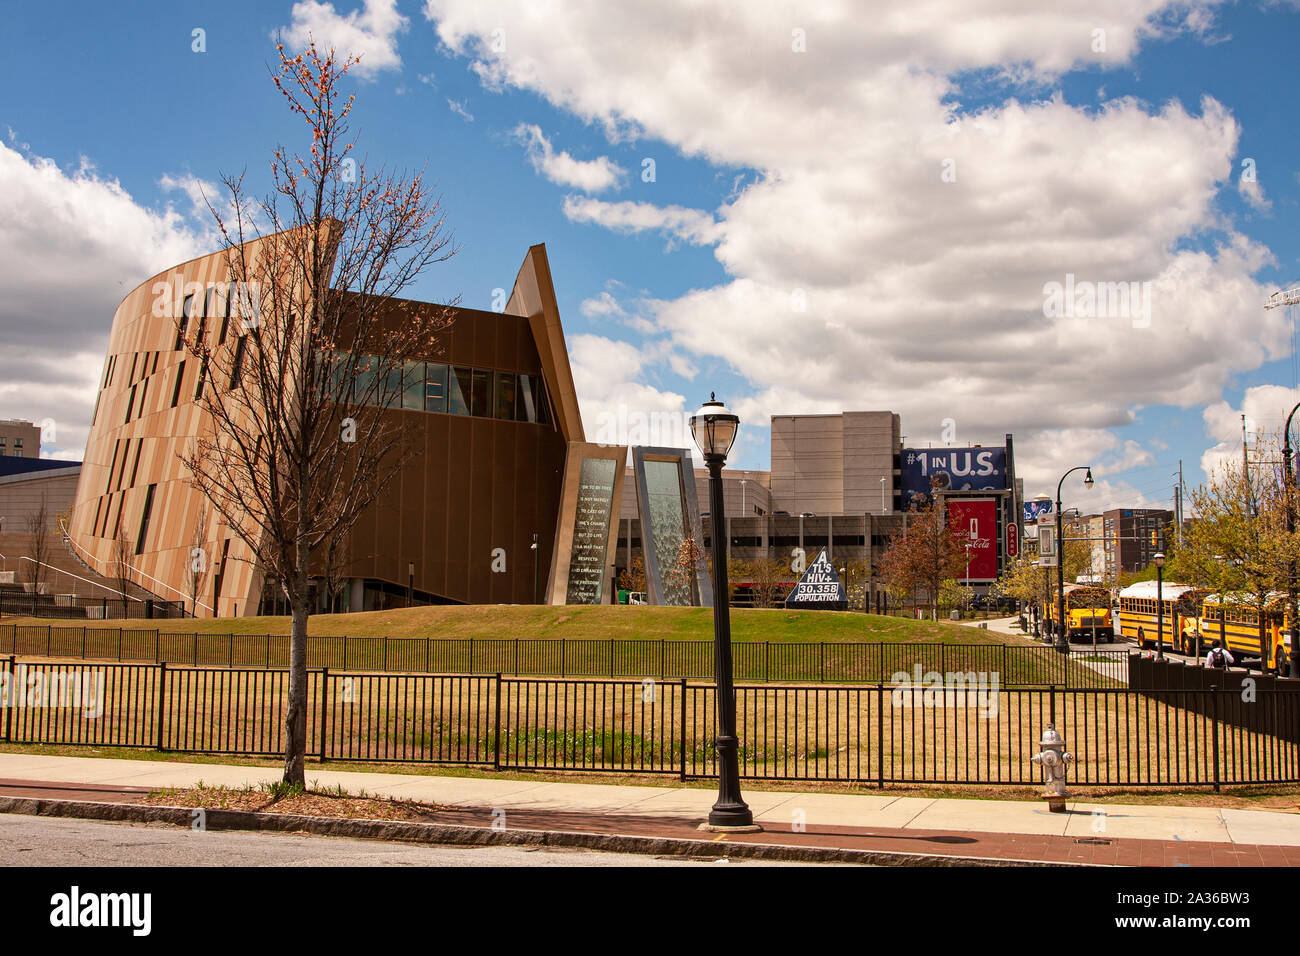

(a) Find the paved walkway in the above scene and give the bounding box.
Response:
[0,753,1297,865]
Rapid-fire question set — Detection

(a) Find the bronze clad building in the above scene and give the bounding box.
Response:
[67,235,582,616]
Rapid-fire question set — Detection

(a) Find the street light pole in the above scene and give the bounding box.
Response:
[1055,466,1095,653]
[691,394,757,830]
[880,476,887,514]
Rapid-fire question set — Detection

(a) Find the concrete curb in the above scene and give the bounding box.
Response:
[0,796,1097,867]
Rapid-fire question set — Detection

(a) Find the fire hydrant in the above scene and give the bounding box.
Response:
[1030,724,1073,813]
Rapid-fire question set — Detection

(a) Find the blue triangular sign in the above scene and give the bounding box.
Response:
[783,548,847,610]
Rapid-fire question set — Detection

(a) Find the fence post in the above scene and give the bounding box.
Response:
[610,637,615,678]
[228,632,234,667]
[383,636,389,672]
[2,657,12,742]
[660,638,665,680]
[940,642,946,678]
[469,637,474,674]
[493,673,502,770]
[1000,643,1007,683]
[1048,684,1056,727]
[45,625,51,657]
[319,667,329,763]
[117,629,122,663]
[1210,684,1221,793]
[514,638,519,677]
[561,640,566,678]
[765,641,770,683]
[819,643,825,683]
[80,628,86,661]
[679,677,688,782]
[876,683,885,788]
[155,662,168,751]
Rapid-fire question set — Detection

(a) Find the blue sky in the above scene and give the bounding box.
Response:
[1,0,1297,515]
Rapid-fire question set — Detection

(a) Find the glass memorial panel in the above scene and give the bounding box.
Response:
[565,457,618,604]
[644,459,693,606]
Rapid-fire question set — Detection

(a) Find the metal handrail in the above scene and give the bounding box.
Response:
[60,519,211,612]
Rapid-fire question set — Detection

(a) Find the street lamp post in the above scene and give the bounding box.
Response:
[880,476,887,514]
[1055,466,1095,653]
[690,394,757,830]
[1285,401,1300,677]
[1155,551,1166,660]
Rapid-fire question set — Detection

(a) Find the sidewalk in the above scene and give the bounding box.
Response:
[0,753,1297,865]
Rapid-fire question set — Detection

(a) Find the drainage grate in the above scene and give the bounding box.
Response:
[1075,837,1111,845]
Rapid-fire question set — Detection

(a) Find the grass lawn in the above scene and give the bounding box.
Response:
[2,604,1037,646]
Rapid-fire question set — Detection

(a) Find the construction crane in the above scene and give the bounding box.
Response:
[1265,287,1300,310]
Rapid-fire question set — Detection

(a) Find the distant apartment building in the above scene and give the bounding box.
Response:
[0,419,40,458]
[1102,508,1174,576]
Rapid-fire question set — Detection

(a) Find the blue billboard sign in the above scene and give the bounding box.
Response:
[901,447,1006,508]
[1023,499,1054,524]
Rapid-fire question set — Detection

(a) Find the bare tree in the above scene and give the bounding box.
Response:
[187,501,209,617]
[180,44,458,786]
[877,502,968,620]
[113,526,134,619]
[24,492,49,597]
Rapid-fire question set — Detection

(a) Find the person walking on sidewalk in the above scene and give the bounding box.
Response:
[1206,645,1234,669]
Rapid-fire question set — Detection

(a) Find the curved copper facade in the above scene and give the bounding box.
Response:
[69,234,577,615]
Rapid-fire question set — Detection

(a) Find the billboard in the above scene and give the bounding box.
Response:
[902,447,1006,508]
[1023,498,1053,524]
[946,499,999,581]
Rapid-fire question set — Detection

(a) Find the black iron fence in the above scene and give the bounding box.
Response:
[0,593,188,621]
[0,623,1128,686]
[1,656,1293,787]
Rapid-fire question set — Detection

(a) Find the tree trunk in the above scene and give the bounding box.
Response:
[283,567,310,788]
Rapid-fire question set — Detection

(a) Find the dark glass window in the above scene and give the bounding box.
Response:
[170,362,185,408]
[383,364,404,409]
[230,336,247,389]
[176,295,193,350]
[403,361,425,410]
[124,386,136,424]
[424,364,448,413]
[518,374,540,423]
[494,371,518,421]
[194,360,208,400]
[135,484,156,554]
[354,354,378,405]
[448,367,472,415]
[470,369,491,417]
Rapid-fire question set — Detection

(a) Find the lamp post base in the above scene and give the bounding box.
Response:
[698,821,763,833]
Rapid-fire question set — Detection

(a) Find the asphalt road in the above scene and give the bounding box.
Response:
[0,814,808,867]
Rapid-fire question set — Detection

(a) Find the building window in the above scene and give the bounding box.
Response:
[13,438,21,449]
[194,360,208,401]
[448,367,472,415]
[470,369,491,417]
[230,336,247,389]
[494,371,518,421]
[125,385,137,424]
[425,363,448,413]
[403,361,425,410]
[129,439,143,488]
[136,484,156,555]
[170,362,185,408]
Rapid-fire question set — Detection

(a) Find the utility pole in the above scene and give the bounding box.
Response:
[1177,459,1184,546]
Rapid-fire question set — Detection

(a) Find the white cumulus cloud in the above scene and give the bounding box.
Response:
[514,124,623,193]
[281,0,408,79]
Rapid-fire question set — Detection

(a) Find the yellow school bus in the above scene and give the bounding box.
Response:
[1043,585,1115,643]
[1194,592,1293,673]
[1117,581,1207,651]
